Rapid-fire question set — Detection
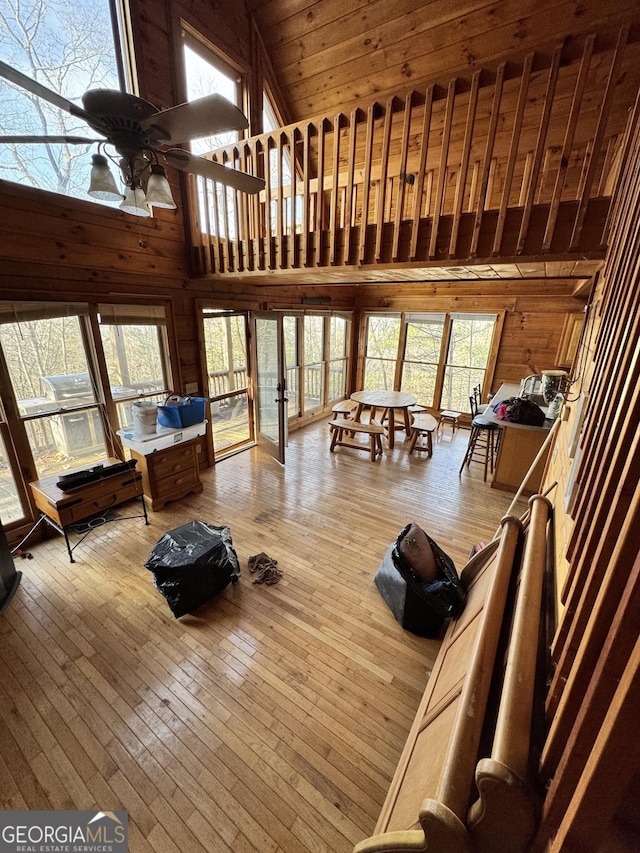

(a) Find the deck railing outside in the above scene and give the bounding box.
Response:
[187,28,633,276]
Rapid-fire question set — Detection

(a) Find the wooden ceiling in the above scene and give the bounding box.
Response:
[248,0,640,124]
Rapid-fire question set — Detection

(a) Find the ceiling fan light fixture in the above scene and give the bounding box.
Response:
[87,153,122,201]
[144,163,176,209]
[119,185,151,217]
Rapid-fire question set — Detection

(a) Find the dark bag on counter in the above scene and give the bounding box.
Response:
[493,395,545,426]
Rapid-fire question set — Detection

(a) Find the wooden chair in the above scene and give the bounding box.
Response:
[408,413,438,456]
[459,393,501,481]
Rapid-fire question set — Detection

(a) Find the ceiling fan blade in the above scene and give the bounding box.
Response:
[142,94,249,144]
[0,60,89,120]
[164,149,265,194]
[0,135,100,145]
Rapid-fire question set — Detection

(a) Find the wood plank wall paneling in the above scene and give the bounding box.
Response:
[250,0,640,121]
[535,101,640,850]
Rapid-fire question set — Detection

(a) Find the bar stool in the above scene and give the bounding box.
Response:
[459,394,500,481]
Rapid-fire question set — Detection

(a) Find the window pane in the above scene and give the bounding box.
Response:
[0,430,23,524]
[0,0,123,206]
[304,316,323,363]
[448,317,495,368]
[0,315,97,408]
[204,315,248,397]
[365,315,401,360]
[443,315,497,412]
[401,362,439,406]
[329,317,347,359]
[210,391,250,454]
[26,410,107,478]
[404,317,444,362]
[364,358,396,391]
[100,322,167,428]
[284,316,299,417]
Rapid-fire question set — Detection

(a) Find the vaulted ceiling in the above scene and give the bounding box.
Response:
[248,0,640,124]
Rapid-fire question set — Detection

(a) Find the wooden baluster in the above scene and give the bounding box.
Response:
[516,44,563,255]
[263,136,274,269]
[410,85,434,260]
[450,70,481,258]
[288,128,298,268]
[329,113,343,266]
[429,78,457,260]
[542,36,595,254]
[344,108,359,265]
[232,147,243,271]
[492,54,533,256]
[315,118,327,266]
[375,96,395,262]
[359,103,376,264]
[570,25,630,251]
[302,124,311,267]
[469,63,505,258]
[276,132,284,269]
[392,91,413,262]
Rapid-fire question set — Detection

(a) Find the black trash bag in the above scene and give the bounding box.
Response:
[375,523,465,637]
[144,520,240,618]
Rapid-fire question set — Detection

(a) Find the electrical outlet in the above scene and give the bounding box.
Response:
[185,382,198,395]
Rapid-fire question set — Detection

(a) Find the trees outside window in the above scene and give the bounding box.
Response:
[363,311,498,411]
[0,0,128,204]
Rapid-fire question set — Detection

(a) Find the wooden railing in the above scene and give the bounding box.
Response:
[187,28,634,277]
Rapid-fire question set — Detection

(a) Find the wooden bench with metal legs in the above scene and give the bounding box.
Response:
[328,418,384,461]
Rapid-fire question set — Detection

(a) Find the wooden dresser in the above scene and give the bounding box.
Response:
[129,437,203,511]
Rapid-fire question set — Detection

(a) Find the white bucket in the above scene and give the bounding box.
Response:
[132,401,158,436]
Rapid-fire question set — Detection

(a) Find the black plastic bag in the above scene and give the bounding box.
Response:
[492,396,545,426]
[144,520,240,618]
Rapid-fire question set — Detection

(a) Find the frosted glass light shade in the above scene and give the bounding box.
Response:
[119,186,151,217]
[145,164,176,209]
[88,154,122,201]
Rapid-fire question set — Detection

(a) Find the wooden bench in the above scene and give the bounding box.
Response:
[408,413,438,456]
[328,418,384,461]
[332,399,358,419]
[354,494,551,853]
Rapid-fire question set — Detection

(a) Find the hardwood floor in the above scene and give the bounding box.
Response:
[0,419,526,852]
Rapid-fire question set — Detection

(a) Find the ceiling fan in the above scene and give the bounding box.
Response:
[0,60,265,216]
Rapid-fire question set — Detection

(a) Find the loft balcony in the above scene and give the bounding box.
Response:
[186,29,638,283]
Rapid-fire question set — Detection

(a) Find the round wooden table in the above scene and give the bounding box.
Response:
[350,390,417,449]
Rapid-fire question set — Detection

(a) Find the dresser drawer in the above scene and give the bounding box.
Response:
[149,445,196,480]
[60,478,143,525]
[153,467,200,499]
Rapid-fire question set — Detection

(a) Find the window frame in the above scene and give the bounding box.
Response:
[362,310,503,412]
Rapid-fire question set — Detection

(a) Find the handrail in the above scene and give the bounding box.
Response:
[187,29,632,276]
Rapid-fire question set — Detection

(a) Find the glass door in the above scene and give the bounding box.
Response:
[252,314,286,464]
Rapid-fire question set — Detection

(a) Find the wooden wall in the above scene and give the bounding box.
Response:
[537,99,640,851]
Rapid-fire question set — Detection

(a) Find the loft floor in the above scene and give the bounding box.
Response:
[0,420,526,852]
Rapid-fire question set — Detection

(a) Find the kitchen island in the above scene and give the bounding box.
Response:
[482,382,553,494]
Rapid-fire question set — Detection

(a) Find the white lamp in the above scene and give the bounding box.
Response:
[119,186,151,217]
[87,153,122,201]
[145,164,176,209]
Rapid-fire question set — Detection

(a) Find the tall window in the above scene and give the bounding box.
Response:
[401,314,445,405]
[363,315,401,390]
[303,315,324,411]
[0,303,108,478]
[363,311,499,411]
[0,0,130,205]
[284,315,300,418]
[442,314,497,411]
[183,32,242,238]
[328,316,349,401]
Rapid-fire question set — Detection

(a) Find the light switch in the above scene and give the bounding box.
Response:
[185,382,198,395]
